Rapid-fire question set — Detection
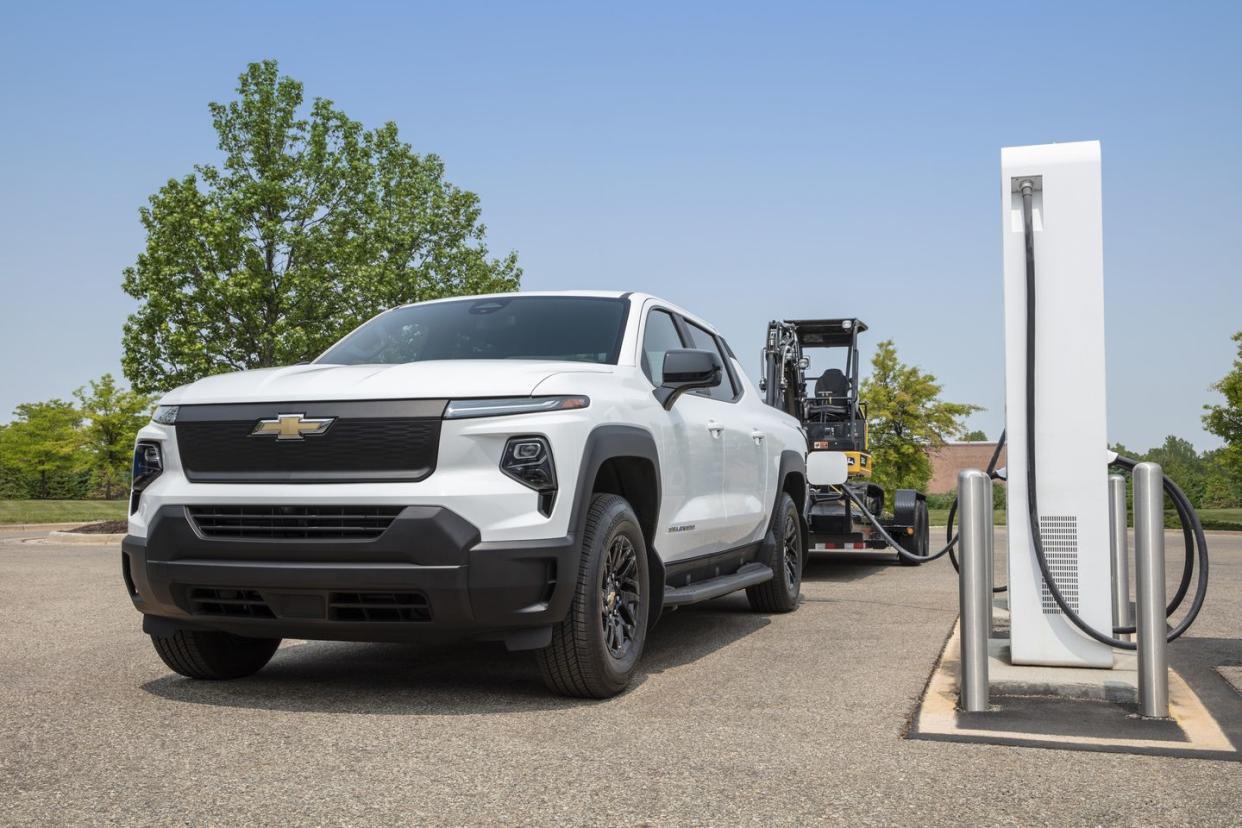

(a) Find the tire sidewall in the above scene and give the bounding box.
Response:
[775,493,802,603]
[580,499,650,686]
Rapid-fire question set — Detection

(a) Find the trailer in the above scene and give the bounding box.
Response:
[760,318,930,564]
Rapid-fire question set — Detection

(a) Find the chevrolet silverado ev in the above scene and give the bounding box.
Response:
[124,292,808,697]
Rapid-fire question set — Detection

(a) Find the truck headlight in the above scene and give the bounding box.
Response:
[151,405,178,425]
[130,441,163,513]
[444,396,589,419]
[501,436,557,516]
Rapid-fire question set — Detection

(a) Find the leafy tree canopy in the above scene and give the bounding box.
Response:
[1204,330,1242,478]
[861,339,980,497]
[74,375,155,499]
[1144,435,1207,507]
[961,429,989,442]
[122,60,520,393]
[0,400,87,499]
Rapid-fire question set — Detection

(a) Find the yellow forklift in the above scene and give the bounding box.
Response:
[760,318,930,564]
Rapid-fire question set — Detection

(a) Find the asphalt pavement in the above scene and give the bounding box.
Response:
[2,525,1240,826]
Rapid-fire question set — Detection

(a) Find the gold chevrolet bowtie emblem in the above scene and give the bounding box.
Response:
[251,413,335,441]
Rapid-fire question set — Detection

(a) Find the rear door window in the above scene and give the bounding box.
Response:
[683,321,736,402]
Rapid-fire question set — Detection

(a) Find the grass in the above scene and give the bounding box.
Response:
[929,507,1242,531]
[0,499,128,525]
[1199,508,1242,531]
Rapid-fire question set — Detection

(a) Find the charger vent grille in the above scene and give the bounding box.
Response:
[1038,515,1078,614]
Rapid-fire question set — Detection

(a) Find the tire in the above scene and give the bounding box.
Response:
[536,493,650,698]
[897,499,930,566]
[150,628,280,680]
[746,492,802,613]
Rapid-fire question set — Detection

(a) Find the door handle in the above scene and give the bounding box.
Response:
[707,420,723,436]
[751,430,765,444]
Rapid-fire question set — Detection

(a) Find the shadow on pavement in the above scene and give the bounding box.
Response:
[140,597,770,715]
[802,551,900,583]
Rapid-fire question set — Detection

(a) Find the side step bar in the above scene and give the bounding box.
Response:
[663,562,773,608]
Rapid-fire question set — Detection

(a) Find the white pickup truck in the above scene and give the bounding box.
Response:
[124,291,808,697]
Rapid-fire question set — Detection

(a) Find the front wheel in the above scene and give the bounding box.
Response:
[150,628,280,679]
[536,493,650,698]
[747,492,802,613]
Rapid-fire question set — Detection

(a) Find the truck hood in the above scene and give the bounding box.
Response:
[161,360,613,405]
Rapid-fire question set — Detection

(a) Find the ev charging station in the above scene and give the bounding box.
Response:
[792,138,1211,722]
[1001,141,1115,668]
[948,139,1211,720]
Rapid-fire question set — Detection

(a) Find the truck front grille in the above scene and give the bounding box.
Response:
[173,399,446,484]
[187,505,404,539]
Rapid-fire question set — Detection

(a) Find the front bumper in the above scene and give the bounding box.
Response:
[123,504,578,647]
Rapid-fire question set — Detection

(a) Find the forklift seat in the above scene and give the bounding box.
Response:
[814,369,850,403]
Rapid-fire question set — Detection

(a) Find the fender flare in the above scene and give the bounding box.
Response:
[774,449,808,523]
[892,488,925,528]
[565,424,665,628]
[770,450,809,562]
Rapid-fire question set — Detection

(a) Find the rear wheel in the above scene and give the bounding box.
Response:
[536,493,650,698]
[150,628,280,679]
[747,493,802,612]
[897,499,930,566]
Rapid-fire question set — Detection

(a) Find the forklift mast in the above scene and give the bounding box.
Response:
[760,318,871,474]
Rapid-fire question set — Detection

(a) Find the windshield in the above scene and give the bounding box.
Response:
[316,296,629,366]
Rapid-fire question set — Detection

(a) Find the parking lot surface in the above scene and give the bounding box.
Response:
[2,526,1240,826]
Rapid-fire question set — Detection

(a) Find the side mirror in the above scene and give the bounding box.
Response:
[806,451,849,486]
[655,349,722,410]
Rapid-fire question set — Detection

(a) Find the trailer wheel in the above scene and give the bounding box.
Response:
[897,499,930,566]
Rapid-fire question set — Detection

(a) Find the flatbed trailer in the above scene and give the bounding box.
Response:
[760,317,930,564]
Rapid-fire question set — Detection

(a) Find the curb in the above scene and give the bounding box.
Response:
[1,522,86,532]
[45,531,127,545]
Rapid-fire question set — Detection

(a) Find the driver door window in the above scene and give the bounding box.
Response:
[641,309,684,385]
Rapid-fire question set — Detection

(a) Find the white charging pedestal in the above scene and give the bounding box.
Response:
[1001,141,1114,668]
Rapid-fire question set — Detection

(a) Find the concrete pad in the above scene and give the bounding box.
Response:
[909,621,1238,760]
[988,638,1139,703]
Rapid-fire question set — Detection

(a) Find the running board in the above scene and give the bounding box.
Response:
[663,562,773,608]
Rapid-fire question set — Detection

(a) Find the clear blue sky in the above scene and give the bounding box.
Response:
[1,2,1238,451]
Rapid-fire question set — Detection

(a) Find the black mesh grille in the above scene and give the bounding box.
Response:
[187,505,404,539]
[187,587,276,618]
[329,592,431,622]
[173,400,445,483]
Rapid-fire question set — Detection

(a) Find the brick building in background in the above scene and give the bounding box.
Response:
[925,441,1007,493]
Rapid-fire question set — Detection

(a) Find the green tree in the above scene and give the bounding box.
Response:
[74,375,155,499]
[122,60,520,393]
[1145,435,1207,508]
[961,429,988,442]
[1202,448,1242,508]
[861,340,980,498]
[1203,330,1242,484]
[0,400,89,499]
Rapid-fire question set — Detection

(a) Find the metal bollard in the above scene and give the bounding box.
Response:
[984,480,995,636]
[957,469,991,712]
[1108,475,1133,642]
[1134,462,1169,718]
